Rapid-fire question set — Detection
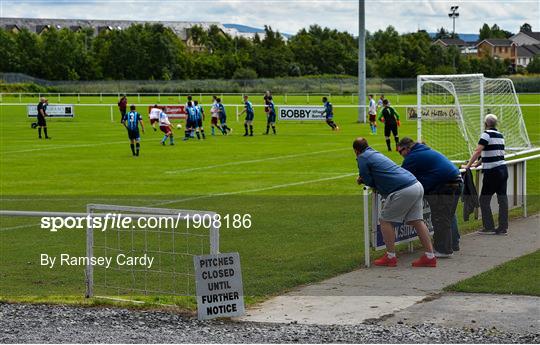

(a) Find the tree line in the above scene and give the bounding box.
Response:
[1,22,538,81]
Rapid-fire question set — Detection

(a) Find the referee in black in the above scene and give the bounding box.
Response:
[37,97,51,139]
[378,99,400,151]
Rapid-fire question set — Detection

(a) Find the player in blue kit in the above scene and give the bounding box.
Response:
[216,98,232,135]
[239,95,254,136]
[184,101,197,140]
[321,97,339,130]
[264,97,276,135]
[121,104,145,156]
[194,100,206,139]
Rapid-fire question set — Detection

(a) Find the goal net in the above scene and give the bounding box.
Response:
[417,74,532,161]
[86,204,220,302]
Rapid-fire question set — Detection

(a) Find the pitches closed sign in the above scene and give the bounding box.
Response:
[27,104,74,118]
[193,252,245,320]
[278,106,326,120]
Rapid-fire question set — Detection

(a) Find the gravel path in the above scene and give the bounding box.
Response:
[1,303,538,343]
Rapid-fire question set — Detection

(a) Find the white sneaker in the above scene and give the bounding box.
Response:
[434,251,453,258]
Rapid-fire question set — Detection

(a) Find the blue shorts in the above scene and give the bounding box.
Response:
[186,119,196,128]
[220,115,227,124]
[267,113,276,123]
[197,119,203,128]
[127,129,140,141]
[245,112,254,121]
[326,115,334,121]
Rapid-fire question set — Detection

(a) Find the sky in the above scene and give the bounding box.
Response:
[1,0,538,36]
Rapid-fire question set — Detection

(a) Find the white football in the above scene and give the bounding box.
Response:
[176,124,182,129]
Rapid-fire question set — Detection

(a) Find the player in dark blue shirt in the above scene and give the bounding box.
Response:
[194,100,206,139]
[239,95,255,136]
[216,98,232,135]
[264,97,276,135]
[184,101,197,141]
[121,104,145,156]
[321,97,339,131]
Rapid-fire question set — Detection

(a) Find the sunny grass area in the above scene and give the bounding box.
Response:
[446,250,540,296]
[0,93,538,307]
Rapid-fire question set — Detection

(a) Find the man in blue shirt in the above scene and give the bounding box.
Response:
[398,137,462,257]
[216,98,232,135]
[194,100,206,139]
[121,104,145,156]
[264,97,277,135]
[239,95,255,136]
[354,137,436,267]
[321,97,339,131]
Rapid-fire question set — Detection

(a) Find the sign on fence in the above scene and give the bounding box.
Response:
[193,252,245,320]
[27,104,74,118]
[407,106,458,120]
[278,106,326,121]
[147,105,186,119]
[372,194,434,250]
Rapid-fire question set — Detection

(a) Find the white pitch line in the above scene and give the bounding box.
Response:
[2,141,127,154]
[151,173,357,207]
[0,222,41,232]
[165,147,350,174]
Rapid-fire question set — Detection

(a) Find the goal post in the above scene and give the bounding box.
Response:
[85,204,220,301]
[417,74,532,161]
[0,204,220,302]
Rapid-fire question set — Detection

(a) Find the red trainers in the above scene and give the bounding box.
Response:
[411,254,437,267]
[373,253,397,267]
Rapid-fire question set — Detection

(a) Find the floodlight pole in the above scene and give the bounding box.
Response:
[358,0,366,123]
[448,6,459,37]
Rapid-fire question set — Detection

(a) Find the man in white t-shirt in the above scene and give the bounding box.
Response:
[210,95,221,135]
[148,104,161,131]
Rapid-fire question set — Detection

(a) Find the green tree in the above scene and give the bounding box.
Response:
[520,23,532,33]
[526,55,540,73]
[0,30,19,72]
[435,27,450,39]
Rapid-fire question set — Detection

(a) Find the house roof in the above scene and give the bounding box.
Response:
[517,44,540,57]
[434,38,466,46]
[521,31,540,41]
[476,39,515,47]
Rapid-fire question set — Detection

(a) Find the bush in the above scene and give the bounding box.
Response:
[232,67,258,80]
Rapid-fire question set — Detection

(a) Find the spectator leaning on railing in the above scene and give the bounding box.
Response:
[397,137,463,257]
[354,137,436,267]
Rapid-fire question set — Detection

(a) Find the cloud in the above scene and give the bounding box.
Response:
[1,0,538,35]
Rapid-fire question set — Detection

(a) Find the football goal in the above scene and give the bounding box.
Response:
[417,74,532,161]
[0,204,220,302]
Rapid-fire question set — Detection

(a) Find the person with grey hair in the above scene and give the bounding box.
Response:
[397,137,462,257]
[464,114,508,235]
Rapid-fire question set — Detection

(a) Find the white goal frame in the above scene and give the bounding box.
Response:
[85,204,220,299]
[417,73,532,159]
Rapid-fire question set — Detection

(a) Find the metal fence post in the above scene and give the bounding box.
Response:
[85,205,94,298]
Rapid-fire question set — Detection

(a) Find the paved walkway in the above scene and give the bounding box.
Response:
[238,214,539,327]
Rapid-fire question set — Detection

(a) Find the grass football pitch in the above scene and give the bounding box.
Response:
[0,93,538,305]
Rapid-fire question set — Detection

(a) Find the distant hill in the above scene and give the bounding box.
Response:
[223,23,292,38]
[429,32,480,42]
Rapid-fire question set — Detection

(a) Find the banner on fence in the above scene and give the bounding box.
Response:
[27,104,74,118]
[372,193,434,250]
[407,106,458,120]
[278,106,326,121]
[147,105,186,119]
